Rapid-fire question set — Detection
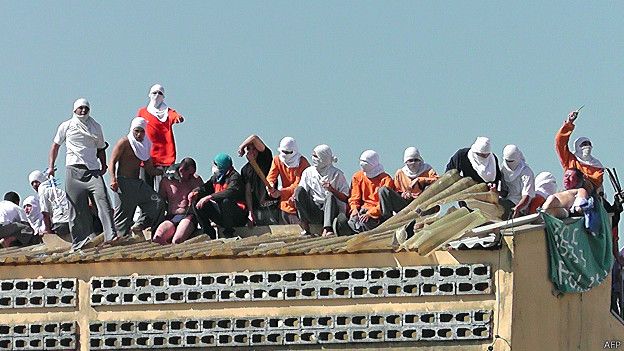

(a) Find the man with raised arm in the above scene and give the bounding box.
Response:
[109,117,165,238]
[48,98,117,250]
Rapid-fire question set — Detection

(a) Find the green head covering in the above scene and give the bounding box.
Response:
[214,153,233,172]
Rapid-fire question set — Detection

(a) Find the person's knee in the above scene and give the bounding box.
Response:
[294,186,305,199]
[378,186,391,197]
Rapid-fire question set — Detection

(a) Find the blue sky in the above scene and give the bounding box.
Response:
[1,2,623,218]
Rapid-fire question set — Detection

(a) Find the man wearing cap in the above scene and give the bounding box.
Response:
[109,117,165,238]
[190,153,247,238]
[28,170,71,236]
[48,98,117,249]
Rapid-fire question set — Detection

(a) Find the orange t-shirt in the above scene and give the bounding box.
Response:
[137,107,183,167]
[349,170,394,218]
[393,168,439,197]
[527,194,546,214]
[265,156,310,214]
[555,120,604,189]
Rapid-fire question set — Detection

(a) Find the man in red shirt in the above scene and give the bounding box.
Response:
[135,84,185,230]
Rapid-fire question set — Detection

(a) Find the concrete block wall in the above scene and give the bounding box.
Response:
[88,310,492,349]
[0,278,76,309]
[90,264,492,306]
[0,322,76,350]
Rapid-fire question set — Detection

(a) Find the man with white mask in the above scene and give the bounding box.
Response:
[294,145,349,236]
[528,171,557,214]
[334,150,394,235]
[28,170,71,236]
[379,147,439,218]
[555,110,604,192]
[0,192,38,248]
[135,84,185,230]
[500,145,535,218]
[266,137,310,224]
[22,196,45,235]
[446,136,507,196]
[48,98,118,250]
[109,117,165,237]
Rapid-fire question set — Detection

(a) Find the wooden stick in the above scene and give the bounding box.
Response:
[248,158,272,188]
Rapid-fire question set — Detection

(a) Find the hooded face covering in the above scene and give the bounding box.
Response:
[127,117,152,161]
[573,137,603,168]
[23,196,44,233]
[147,84,169,122]
[278,137,302,168]
[401,147,432,179]
[311,144,337,176]
[72,98,90,122]
[467,136,497,182]
[359,150,384,179]
[501,144,527,182]
[28,170,48,188]
[534,171,557,198]
[70,98,100,141]
[213,153,233,183]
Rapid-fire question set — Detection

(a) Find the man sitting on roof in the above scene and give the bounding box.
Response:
[0,192,38,248]
[295,145,349,237]
[238,135,279,226]
[555,109,604,193]
[334,150,394,235]
[379,147,439,219]
[500,145,535,218]
[109,117,165,238]
[527,172,557,214]
[28,170,71,236]
[445,136,507,196]
[153,158,204,245]
[190,153,247,239]
[266,137,310,224]
[542,168,589,218]
[23,196,45,235]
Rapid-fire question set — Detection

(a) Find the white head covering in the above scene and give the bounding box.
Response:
[28,170,47,185]
[501,144,527,182]
[278,137,302,168]
[147,84,169,122]
[128,117,152,161]
[573,136,603,168]
[70,98,99,141]
[467,137,497,182]
[359,150,384,178]
[312,144,337,176]
[401,147,432,179]
[534,171,557,198]
[23,196,44,234]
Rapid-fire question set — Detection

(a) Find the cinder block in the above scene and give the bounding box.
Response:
[267,271,298,286]
[184,334,216,347]
[300,270,330,284]
[166,274,199,288]
[456,279,492,295]
[472,264,491,279]
[213,273,233,287]
[217,332,249,346]
[335,315,368,328]
[470,324,491,339]
[333,268,367,283]
[350,283,384,298]
[421,282,455,295]
[0,296,12,308]
[268,316,299,330]
[351,328,385,343]
[473,310,492,323]
[318,285,351,299]
[137,320,167,334]
[302,316,333,329]
[368,267,402,281]
[14,280,31,293]
[251,287,284,300]
[250,331,283,346]
[215,319,233,331]
[184,319,202,333]
[331,330,350,343]
[12,325,28,336]
[0,338,10,351]
[248,271,266,285]
[438,265,472,280]
[0,281,14,292]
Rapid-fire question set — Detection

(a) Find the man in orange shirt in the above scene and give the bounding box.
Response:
[379,147,439,218]
[135,84,185,231]
[555,110,604,193]
[334,150,394,235]
[266,137,310,224]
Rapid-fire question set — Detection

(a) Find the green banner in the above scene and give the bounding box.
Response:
[541,200,613,293]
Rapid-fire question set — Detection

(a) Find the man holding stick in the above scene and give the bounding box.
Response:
[238,135,279,226]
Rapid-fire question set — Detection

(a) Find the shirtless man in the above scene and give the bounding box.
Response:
[542,168,589,218]
[152,157,203,244]
[109,118,165,237]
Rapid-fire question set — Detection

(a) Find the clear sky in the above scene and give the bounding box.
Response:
[1,2,623,237]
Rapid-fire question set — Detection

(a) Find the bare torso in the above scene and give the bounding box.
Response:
[160,175,204,215]
[543,188,587,218]
[116,137,142,179]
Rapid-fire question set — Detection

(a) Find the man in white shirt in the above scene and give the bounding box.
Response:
[48,98,118,250]
[294,145,349,237]
[28,170,71,236]
[500,145,536,218]
[0,192,37,247]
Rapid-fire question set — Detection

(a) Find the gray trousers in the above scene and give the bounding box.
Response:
[294,187,340,228]
[379,186,411,220]
[113,177,165,237]
[0,222,37,246]
[347,208,382,233]
[65,165,116,249]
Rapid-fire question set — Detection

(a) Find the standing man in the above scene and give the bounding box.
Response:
[555,110,604,192]
[500,145,535,218]
[48,98,117,249]
[28,170,71,236]
[134,84,185,231]
[109,117,165,238]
